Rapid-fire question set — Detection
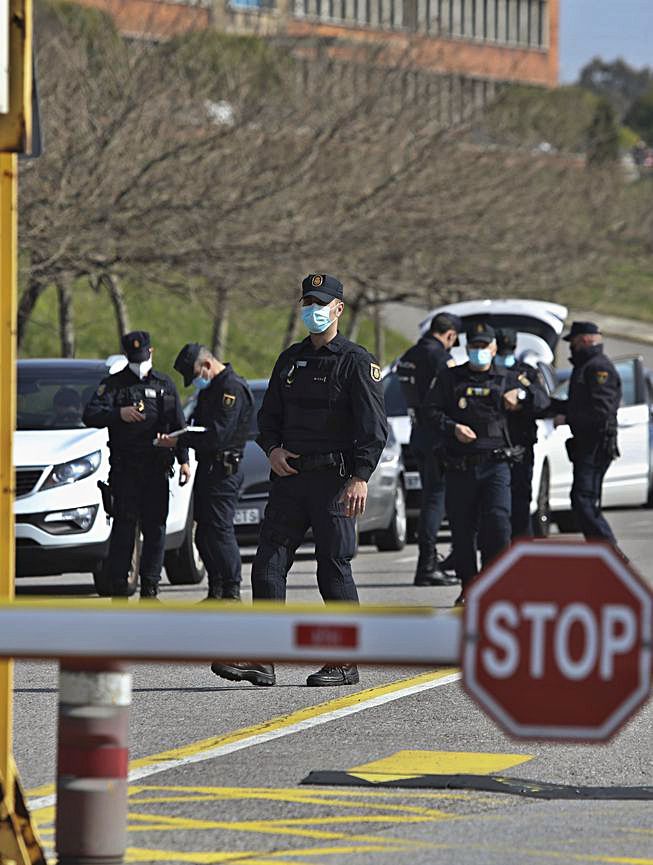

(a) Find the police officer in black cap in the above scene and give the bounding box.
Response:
[165,344,254,600]
[495,328,551,538]
[397,313,462,586]
[549,321,621,543]
[424,322,523,604]
[83,331,190,598]
[210,274,388,687]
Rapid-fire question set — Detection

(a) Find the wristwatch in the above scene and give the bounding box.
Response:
[516,389,527,401]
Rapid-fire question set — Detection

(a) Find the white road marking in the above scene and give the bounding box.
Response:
[29,671,460,811]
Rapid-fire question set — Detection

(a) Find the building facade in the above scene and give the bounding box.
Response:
[76,0,558,87]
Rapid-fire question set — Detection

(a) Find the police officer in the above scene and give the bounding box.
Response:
[550,321,621,543]
[167,344,254,601]
[83,331,190,598]
[397,313,462,587]
[425,322,522,604]
[495,328,550,538]
[211,274,388,687]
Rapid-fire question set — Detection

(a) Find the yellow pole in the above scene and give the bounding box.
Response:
[0,152,18,814]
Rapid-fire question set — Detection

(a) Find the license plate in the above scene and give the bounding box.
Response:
[404,472,422,490]
[234,508,260,525]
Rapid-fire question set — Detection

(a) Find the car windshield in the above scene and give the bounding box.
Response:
[17,364,105,430]
[383,372,408,418]
[248,385,267,436]
[552,359,637,408]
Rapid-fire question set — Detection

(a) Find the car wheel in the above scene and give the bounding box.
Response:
[93,529,140,597]
[555,510,579,533]
[165,509,206,585]
[532,462,551,538]
[376,484,407,552]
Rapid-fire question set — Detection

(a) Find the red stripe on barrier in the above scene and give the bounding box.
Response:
[58,745,128,779]
[295,623,358,649]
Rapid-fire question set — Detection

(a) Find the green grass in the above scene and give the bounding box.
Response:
[558,256,653,322]
[19,281,411,389]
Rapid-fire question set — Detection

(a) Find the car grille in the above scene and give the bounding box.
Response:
[241,481,271,499]
[15,468,44,498]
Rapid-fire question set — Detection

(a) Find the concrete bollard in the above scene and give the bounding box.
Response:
[55,659,131,865]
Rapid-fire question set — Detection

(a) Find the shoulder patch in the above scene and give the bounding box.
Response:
[447,359,457,368]
[370,363,382,382]
[96,384,106,397]
[595,370,609,385]
[223,392,236,408]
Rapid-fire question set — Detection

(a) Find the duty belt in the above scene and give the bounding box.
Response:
[442,447,523,471]
[287,451,348,476]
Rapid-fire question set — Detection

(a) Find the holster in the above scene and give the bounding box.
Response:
[97,480,115,518]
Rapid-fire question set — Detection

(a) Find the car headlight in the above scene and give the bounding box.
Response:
[42,451,101,489]
[38,505,98,535]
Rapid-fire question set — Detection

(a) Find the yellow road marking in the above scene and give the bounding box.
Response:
[129,668,459,769]
[28,667,459,806]
[348,749,533,782]
[121,844,653,865]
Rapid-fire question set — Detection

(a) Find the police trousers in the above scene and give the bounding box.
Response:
[194,461,244,595]
[570,452,616,544]
[411,427,446,553]
[510,449,534,539]
[108,458,169,594]
[251,470,359,603]
[445,460,511,588]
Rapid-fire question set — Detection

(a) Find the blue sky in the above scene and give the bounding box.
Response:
[560,0,653,82]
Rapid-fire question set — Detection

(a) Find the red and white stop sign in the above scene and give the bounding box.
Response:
[463,541,652,742]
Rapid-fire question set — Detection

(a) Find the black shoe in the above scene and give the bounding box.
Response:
[438,551,456,574]
[454,590,466,607]
[210,662,276,686]
[306,664,360,687]
[221,585,242,601]
[414,572,459,587]
[139,584,159,599]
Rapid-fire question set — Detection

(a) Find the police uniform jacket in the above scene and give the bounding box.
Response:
[396,335,453,424]
[505,361,550,447]
[257,333,388,482]
[551,345,621,446]
[424,362,514,457]
[83,367,188,464]
[182,364,254,462]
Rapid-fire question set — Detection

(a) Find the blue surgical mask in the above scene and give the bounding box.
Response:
[468,348,492,368]
[495,354,516,368]
[192,372,211,390]
[301,303,333,334]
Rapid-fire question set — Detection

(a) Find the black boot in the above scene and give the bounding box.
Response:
[210,662,276,686]
[306,664,360,686]
[221,584,241,601]
[414,548,458,586]
[139,583,160,600]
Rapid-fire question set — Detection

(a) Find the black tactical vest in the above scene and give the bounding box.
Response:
[278,345,355,452]
[447,366,511,452]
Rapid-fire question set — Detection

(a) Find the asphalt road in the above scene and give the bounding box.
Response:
[14,504,653,865]
[12,308,653,863]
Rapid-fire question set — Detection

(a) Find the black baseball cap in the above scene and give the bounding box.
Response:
[563,321,601,341]
[121,331,151,362]
[174,342,202,387]
[466,321,496,345]
[301,274,344,304]
[496,328,517,353]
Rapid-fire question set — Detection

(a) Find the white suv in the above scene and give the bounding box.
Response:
[15,358,205,595]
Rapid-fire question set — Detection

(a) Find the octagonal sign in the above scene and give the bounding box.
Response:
[463,541,652,742]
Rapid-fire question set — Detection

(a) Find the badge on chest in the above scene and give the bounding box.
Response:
[465,386,491,397]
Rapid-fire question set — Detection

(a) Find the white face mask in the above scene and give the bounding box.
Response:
[129,358,153,380]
